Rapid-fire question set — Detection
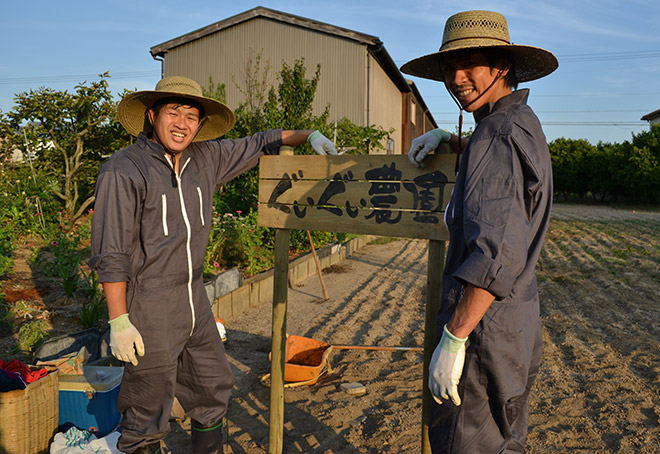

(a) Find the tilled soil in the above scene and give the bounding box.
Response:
[3,204,659,453]
[163,204,660,453]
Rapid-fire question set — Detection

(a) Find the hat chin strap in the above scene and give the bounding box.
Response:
[445,69,505,174]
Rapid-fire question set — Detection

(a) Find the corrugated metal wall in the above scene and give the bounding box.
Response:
[162,18,368,127]
[367,53,403,154]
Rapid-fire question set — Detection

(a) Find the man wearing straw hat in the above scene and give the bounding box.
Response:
[88,76,337,454]
[401,10,557,453]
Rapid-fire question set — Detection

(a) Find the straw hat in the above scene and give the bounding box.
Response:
[117,76,235,141]
[401,10,558,83]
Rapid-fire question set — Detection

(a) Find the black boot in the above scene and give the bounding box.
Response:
[191,419,224,454]
[132,442,161,454]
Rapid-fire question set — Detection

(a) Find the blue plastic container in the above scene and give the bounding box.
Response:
[58,366,123,437]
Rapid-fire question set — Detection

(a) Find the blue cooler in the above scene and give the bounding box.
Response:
[58,366,123,436]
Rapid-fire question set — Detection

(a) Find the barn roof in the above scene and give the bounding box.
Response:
[641,109,660,121]
[149,6,412,93]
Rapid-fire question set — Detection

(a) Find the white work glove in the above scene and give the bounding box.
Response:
[108,313,145,366]
[307,130,338,155]
[408,128,451,168]
[429,324,468,406]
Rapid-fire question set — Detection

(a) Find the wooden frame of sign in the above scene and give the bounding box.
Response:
[258,149,454,454]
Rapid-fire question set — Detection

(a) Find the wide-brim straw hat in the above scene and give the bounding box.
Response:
[117,76,235,141]
[401,10,558,83]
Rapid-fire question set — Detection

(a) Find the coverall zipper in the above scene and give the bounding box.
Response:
[166,155,196,336]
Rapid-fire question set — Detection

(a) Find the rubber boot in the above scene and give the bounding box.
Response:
[132,442,161,454]
[191,419,224,454]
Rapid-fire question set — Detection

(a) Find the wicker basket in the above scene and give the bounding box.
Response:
[0,366,59,454]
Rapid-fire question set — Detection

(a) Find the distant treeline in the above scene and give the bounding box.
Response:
[549,124,660,204]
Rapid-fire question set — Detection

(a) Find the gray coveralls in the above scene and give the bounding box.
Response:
[429,90,552,454]
[89,130,282,452]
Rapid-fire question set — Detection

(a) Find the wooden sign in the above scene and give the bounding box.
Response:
[258,152,455,241]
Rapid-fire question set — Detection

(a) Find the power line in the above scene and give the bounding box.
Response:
[541,121,646,126]
[557,50,660,62]
[395,49,660,65]
[433,120,646,127]
[0,70,160,85]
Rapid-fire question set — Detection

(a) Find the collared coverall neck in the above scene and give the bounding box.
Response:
[430,89,552,454]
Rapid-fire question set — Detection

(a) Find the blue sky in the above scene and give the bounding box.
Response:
[1,0,659,145]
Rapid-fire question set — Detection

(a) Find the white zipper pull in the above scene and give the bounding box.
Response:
[197,187,205,226]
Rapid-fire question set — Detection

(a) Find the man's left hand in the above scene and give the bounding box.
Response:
[308,131,338,155]
[429,324,468,406]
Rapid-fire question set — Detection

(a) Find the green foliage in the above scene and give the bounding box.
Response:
[332,117,393,154]
[202,55,395,272]
[2,73,131,222]
[204,209,347,277]
[0,209,14,278]
[263,59,329,133]
[0,254,12,279]
[78,269,108,329]
[549,138,595,200]
[214,57,330,214]
[17,319,49,352]
[290,229,334,252]
[211,56,392,215]
[40,229,89,298]
[204,210,274,276]
[549,125,660,204]
[230,49,272,135]
[0,150,62,238]
[202,75,227,103]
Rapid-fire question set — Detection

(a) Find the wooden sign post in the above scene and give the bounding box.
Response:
[258,150,454,454]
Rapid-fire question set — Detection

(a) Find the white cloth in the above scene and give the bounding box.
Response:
[50,427,121,454]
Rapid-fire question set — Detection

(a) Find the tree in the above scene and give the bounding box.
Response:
[549,138,594,200]
[331,117,392,154]
[207,56,393,213]
[202,75,227,104]
[4,73,130,221]
[232,49,272,135]
[589,142,623,202]
[263,58,329,134]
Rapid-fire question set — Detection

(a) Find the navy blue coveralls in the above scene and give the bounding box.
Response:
[429,89,552,453]
[89,130,282,452]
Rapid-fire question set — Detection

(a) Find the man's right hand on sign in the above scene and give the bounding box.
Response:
[307,130,338,155]
[108,313,145,366]
[429,324,468,406]
[408,128,451,168]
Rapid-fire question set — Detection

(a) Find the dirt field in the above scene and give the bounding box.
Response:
[160,203,660,453]
[2,204,659,453]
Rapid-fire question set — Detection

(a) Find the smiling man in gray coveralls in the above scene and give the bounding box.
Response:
[89,76,337,454]
[401,10,558,454]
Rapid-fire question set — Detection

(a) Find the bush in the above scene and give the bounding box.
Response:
[78,269,108,329]
[204,209,350,278]
[40,229,89,298]
[205,210,274,277]
[549,125,660,204]
[17,319,49,352]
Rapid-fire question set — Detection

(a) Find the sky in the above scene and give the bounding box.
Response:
[1,0,659,145]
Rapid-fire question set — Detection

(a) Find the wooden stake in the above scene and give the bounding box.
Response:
[422,239,445,454]
[269,228,290,454]
[307,230,329,301]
